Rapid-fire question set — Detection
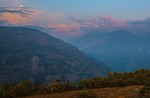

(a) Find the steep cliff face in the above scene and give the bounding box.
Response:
[0,26,107,82]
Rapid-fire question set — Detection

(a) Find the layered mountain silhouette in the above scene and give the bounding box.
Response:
[0,26,107,82]
[71,30,150,72]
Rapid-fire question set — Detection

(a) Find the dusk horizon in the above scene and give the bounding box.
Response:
[0,1,150,98]
[0,0,150,39]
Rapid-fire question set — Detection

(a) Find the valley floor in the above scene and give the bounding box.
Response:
[22,85,143,98]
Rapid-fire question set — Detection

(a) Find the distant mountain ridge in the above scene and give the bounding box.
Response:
[71,30,150,72]
[0,26,107,82]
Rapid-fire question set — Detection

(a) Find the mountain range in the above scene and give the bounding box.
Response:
[0,26,107,82]
[71,30,150,72]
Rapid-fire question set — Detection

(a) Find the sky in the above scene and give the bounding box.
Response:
[0,0,150,38]
[1,0,149,19]
[34,0,150,20]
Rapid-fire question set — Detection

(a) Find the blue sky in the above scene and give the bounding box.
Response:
[23,0,150,19]
[1,0,150,19]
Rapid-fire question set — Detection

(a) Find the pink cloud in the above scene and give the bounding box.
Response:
[100,16,127,26]
[1,6,149,37]
[71,15,127,31]
[0,10,43,25]
[0,7,81,36]
[48,24,81,36]
[0,12,129,36]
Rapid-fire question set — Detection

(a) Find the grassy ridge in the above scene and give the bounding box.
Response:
[0,69,150,98]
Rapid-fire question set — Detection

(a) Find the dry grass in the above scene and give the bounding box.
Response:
[21,85,143,98]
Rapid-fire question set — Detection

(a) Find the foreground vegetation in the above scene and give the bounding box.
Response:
[139,84,150,98]
[23,85,143,98]
[0,69,150,98]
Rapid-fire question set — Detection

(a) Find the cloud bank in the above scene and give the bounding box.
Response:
[70,16,150,35]
[0,6,150,38]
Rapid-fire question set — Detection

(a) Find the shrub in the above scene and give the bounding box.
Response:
[8,80,36,97]
[44,81,74,93]
[139,86,150,98]
[139,79,150,98]
[0,81,15,98]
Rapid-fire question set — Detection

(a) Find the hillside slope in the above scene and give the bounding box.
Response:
[0,26,107,82]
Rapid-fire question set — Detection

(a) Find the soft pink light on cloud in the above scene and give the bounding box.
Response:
[0,10,44,25]
[0,7,81,36]
[99,16,127,27]
[0,9,67,27]
[1,6,149,37]
[48,24,81,36]
[72,15,128,30]
[0,12,128,36]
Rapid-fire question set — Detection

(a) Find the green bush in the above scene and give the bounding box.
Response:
[34,84,45,95]
[78,69,150,90]
[139,86,150,98]
[44,81,74,93]
[0,81,15,98]
[8,80,36,97]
